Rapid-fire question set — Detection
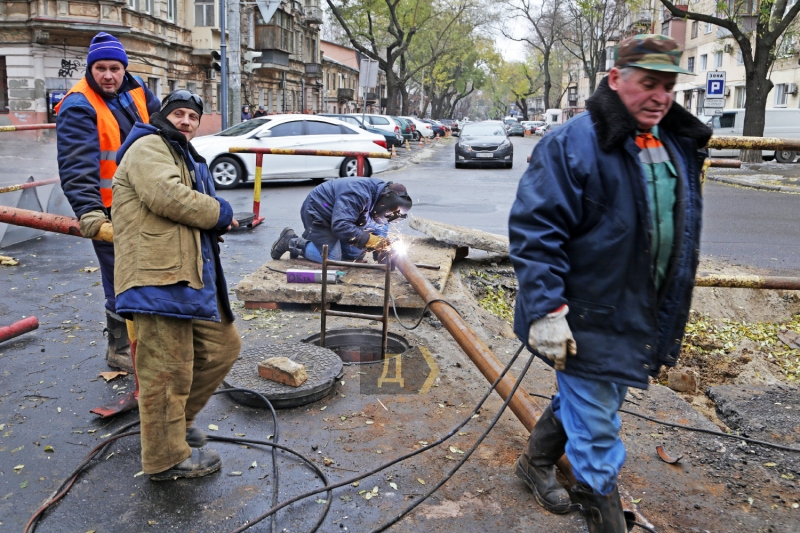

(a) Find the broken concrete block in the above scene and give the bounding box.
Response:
[667,368,696,393]
[257,357,308,387]
[408,216,509,254]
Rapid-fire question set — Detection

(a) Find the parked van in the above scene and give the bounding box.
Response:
[710,108,800,162]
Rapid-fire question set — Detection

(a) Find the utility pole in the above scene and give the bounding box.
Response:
[228,0,242,126]
[220,0,227,130]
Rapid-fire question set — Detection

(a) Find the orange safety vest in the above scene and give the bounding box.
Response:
[55,78,150,208]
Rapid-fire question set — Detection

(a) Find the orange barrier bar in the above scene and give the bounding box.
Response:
[228,147,391,229]
[0,124,56,133]
[0,178,59,195]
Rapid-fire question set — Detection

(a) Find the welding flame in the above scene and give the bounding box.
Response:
[391,240,409,256]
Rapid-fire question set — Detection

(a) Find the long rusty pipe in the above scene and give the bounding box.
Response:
[391,251,576,483]
[695,272,800,290]
[0,178,59,195]
[0,205,113,242]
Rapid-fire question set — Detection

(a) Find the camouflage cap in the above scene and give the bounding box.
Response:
[614,34,694,75]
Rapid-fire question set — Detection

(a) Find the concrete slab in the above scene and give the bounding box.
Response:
[408,215,509,254]
[235,237,456,309]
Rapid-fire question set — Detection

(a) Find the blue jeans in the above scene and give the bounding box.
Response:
[303,222,388,264]
[551,371,628,496]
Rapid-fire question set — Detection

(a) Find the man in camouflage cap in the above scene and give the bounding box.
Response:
[507,34,711,532]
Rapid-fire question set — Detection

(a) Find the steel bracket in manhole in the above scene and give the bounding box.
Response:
[303,328,410,364]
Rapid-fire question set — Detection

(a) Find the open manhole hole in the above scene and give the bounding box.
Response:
[303,328,410,364]
[222,343,343,409]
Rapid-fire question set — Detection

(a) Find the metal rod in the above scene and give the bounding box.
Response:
[0,178,59,195]
[0,124,56,132]
[381,256,392,361]
[220,0,227,130]
[707,135,800,150]
[252,152,264,227]
[229,147,391,159]
[0,205,113,242]
[708,159,741,168]
[326,310,384,321]
[695,272,800,290]
[326,259,387,270]
[414,263,441,270]
[0,316,39,343]
[320,244,328,348]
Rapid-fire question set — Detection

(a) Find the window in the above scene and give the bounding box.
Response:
[218,118,270,136]
[713,112,736,129]
[306,120,344,135]
[687,56,695,73]
[0,57,7,114]
[775,83,788,107]
[168,80,176,93]
[167,0,177,22]
[700,54,707,71]
[691,21,698,39]
[195,0,215,27]
[369,116,390,125]
[736,48,744,65]
[269,121,304,137]
[216,83,221,112]
[705,22,713,34]
[714,51,723,68]
[187,82,197,93]
[128,0,151,13]
[735,86,746,108]
[147,77,160,97]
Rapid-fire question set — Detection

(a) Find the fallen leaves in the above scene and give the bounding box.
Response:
[44,446,54,453]
[208,424,219,431]
[134,471,145,477]
[0,255,19,266]
[389,482,398,490]
[417,478,426,485]
[13,465,24,473]
[99,371,127,381]
[449,446,465,455]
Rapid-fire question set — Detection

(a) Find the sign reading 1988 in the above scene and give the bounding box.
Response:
[706,71,726,99]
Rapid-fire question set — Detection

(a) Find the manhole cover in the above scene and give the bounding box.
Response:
[233,212,256,227]
[303,328,410,364]
[222,344,343,409]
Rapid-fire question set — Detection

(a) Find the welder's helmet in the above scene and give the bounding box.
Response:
[371,182,412,225]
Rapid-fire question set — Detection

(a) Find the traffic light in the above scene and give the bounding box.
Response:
[211,50,222,72]
[244,51,263,74]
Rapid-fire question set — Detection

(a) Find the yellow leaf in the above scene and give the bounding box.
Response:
[44,445,54,453]
[631,498,643,504]
[242,314,257,321]
[99,371,128,381]
[417,478,426,485]
[208,424,219,431]
[764,462,777,467]
[134,471,145,477]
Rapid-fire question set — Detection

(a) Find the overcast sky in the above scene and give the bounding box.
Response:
[495,16,529,62]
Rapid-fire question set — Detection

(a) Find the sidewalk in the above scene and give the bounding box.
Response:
[708,160,800,192]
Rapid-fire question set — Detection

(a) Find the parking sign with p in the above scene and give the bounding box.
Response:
[706,71,726,99]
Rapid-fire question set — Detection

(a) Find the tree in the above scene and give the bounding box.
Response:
[660,0,800,161]
[561,0,629,95]
[497,60,542,120]
[501,0,565,110]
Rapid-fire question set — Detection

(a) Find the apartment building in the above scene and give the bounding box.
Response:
[0,0,322,136]
[320,40,387,115]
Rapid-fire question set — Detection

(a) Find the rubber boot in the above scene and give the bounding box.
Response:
[271,227,298,260]
[104,310,133,372]
[287,236,308,259]
[149,448,222,481]
[514,404,571,514]
[185,426,207,448]
[570,483,633,533]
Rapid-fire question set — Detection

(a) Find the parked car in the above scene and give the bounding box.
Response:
[319,114,403,149]
[534,124,551,136]
[523,120,545,133]
[423,119,447,137]
[391,116,414,142]
[507,123,525,137]
[348,113,402,137]
[455,122,513,169]
[402,116,434,139]
[192,114,390,189]
[439,118,460,135]
[710,108,800,162]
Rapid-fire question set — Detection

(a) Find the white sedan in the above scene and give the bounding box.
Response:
[192,114,391,189]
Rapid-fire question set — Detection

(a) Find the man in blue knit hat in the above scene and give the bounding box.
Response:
[56,32,160,375]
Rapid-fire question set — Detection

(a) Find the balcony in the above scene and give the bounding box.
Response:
[337,88,354,102]
[305,6,323,24]
[366,92,378,104]
[305,62,323,78]
[255,25,292,52]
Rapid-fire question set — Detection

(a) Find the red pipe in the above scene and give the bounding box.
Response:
[0,316,39,343]
[0,124,56,133]
[0,178,59,195]
[0,205,113,242]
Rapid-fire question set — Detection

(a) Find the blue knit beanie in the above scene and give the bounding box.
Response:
[87,32,128,68]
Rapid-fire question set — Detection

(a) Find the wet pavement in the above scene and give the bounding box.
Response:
[2,137,800,532]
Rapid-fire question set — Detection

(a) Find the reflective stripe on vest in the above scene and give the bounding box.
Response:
[55,78,150,208]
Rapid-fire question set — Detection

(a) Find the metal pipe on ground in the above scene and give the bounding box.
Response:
[707,159,741,168]
[0,205,113,242]
[0,178,59,195]
[695,272,800,290]
[0,316,39,343]
[707,135,800,150]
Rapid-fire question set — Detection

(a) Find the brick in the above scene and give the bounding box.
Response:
[245,301,279,310]
[667,369,697,393]
[257,357,307,387]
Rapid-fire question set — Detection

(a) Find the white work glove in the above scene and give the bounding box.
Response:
[79,210,109,239]
[528,305,577,371]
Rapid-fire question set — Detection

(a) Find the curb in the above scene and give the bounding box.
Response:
[385,141,445,172]
[707,175,800,194]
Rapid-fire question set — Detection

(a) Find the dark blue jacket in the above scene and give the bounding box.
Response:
[114,121,234,322]
[56,70,160,219]
[508,78,712,388]
[303,177,387,247]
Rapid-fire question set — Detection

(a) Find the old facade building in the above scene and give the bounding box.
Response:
[320,39,387,115]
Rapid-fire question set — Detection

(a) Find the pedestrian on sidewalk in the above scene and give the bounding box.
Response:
[270,178,412,263]
[55,31,161,372]
[508,34,712,532]
[112,90,240,480]
[253,105,267,118]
